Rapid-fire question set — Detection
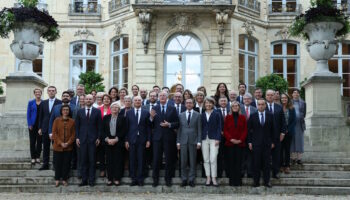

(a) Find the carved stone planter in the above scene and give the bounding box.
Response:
[10,22,46,75]
[304,22,343,76]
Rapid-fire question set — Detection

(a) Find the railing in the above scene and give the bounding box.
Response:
[14,3,48,11]
[109,0,130,13]
[238,0,260,14]
[68,3,101,16]
[135,0,232,5]
[268,3,302,15]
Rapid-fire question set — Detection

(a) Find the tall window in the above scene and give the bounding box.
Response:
[164,34,202,92]
[271,0,297,13]
[239,35,258,92]
[329,42,350,97]
[111,36,129,88]
[73,0,99,13]
[271,41,299,94]
[16,47,43,77]
[70,41,98,89]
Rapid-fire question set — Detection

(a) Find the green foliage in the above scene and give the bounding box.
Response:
[0,83,3,95]
[299,78,307,100]
[18,0,39,8]
[0,10,15,39]
[255,74,289,95]
[310,0,333,8]
[79,71,105,94]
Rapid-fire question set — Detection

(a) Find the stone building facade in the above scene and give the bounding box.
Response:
[0,0,350,97]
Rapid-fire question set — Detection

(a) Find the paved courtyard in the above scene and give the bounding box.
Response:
[0,193,349,200]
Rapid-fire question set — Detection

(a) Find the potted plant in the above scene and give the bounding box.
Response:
[0,0,59,75]
[289,0,350,75]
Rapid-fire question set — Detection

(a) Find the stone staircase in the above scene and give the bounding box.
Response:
[0,151,349,195]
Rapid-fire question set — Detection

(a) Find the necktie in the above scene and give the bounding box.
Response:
[269,104,272,113]
[87,108,90,121]
[246,106,249,119]
[176,104,180,115]
[162,105,165,116]
[150,104,153,112]
[136,109,139,124]
[260,112,264,126]
[222,108,226,118]
[187,111,191,125]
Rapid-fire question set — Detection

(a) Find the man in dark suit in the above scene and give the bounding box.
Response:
[251,87,263,108]
[38,86,62,170]
[125,96,151,186]
[70,84,85,106]
[143,91,158,112]
[265,89,286,179]
[150,91,179,187]
[75,94,102,187]
[140,88,148,106]
[247,99,275,188]
[177,98,201,187]
[236,83,246,104]
[173,92,186,116]
[240,93,258,178]
[217,97,230,178]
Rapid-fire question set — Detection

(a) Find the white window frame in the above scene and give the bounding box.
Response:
[330,41,350,96]
[238,35,258,92]
[110,36,129,88]
[270,41,300,89]
[69,41,99,89]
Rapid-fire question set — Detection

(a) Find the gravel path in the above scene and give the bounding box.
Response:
[0,193,349,200]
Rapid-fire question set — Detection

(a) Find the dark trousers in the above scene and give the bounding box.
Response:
[71,141,77,168]
[271,142,281,175]
[42,133,51,166]
[217,137,228,177]
[241,146,253,177]
[143,143,152,178]
[152,139,176,182]
[29,127,42,159]
[105,145,124,181]
[129,137,145,183]
[227,146,243,186]
[97,144,106,171]
[53,151,72,181]
[80,143,96,183]
[280,135,292,167]
[252,146,271,185]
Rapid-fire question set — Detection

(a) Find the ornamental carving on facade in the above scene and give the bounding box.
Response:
[74,27,94,40]
[214,9,232,54]
[168,13,198,34]
[114,21,125,38]
[275,27,290,40]
[242,20,256,37]
[138,9,152,54]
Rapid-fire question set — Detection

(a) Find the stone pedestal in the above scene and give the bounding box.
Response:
[302,75,350,152]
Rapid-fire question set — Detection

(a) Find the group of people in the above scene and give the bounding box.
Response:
[26,82,306,188]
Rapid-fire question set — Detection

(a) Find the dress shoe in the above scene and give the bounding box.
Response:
[165,180,172,187]
[284,167,290,174]
[297,160,303,165]
[264,183,272,188]
[189,181,195,187]
[79,181,88,187]
[130,181,138,186]
[138,181,144,186]
[31,159,36,165]
[39,165,49,170]
[89,182,95,187]
[152,180,159,187]
[180,180,187,187]
[253,183,260,187]
[35,158,40,164]
[107,181,113,186]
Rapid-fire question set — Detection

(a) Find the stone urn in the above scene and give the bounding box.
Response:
[10,22,47,75]
[304,22,343,76]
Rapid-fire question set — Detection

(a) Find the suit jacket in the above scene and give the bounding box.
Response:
[217,106,230,131]
[38,98,62,133]
[174,103,186,116]
[223,114,247,147]
[201,110,221,141]
[101,114,126,147]
[240,105,258,120]
[194,106,204,114]
[75,107,102,144]
[293,99,306,131]
[119,107,132,117]
[247,112,275,148]
[251,99,258,108]
[48,104,78,133]
[266,103,287,144]
[125,108,151,145]
[151,104,179,141]
[27,99,41,127]
[285,108,297,137]
[70,96,79,106]
[177,110,202,145]
[142,103,157,113]
[236,95,244,104]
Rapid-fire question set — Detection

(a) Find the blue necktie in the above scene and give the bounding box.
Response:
[176,104,180,115]
[260,112,264,126]
[162,105,165,116]
[136,109,139,124]
[187,111,191,125]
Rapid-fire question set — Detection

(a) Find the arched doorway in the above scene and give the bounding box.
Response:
[164,34,202,92]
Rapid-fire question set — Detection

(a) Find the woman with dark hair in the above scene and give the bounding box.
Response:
[223,101,247,186]
[197,86,207,97]
[116,87,128,109]
[102,102,126,186]
[183,89,194,101]
[99,94,112,119]
[52,105,75,187]
[213,83,229,107]
[108,87,119,102]
[280,93,296,174]
[27,88,43,165]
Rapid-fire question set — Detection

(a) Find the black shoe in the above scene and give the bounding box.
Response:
[89,182,95,187]
[264,183,272,188]
[152,182,158,187]
[166,180,172,187]
[189,181,195,187]
[297,160,303,165]
[107,182,113,186]
[39,165,49,170]
[272,174,280,179]
[130,181,137,186]
[180,180,187,187]
[71,165,77,170]
[138,181,144,186]
[79,181,88,187]
[291,159,296,165]
[253,183,260,187]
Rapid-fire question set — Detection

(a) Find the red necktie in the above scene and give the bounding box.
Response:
[246,107,249,119]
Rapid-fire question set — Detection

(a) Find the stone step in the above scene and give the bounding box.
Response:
[0,185,350,195]
[303,151,348,158]
[0,176,349,187]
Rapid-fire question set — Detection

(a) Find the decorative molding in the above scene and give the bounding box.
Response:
[168,13,198,34]
[138,9,152,54]
[242,20,256,37]
[214,9,232,54]
[114,21,125,38]
[275,27,289,40]
[74,27,94,40]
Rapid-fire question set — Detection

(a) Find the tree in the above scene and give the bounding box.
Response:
[255,74,288,95]
[79,71,105,94]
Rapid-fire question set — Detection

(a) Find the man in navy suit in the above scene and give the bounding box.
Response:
[140,88,148,106]
[265,89,286,179]
[75,94,102,187]
[70,84,85,106]
[150,91,179,187]
[38,86,62,170]
[236,83,246,104]
[125,96,151,186]
[247,99,275,188]
[173,92,186,115]
[251,87,263,108]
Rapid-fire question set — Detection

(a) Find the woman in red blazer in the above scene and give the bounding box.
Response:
[223,101,247,186]
[99,94,112,119]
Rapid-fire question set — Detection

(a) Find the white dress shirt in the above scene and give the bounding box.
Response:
[259,111,265,124]
[49,98,56,112]
[186,109,193,122]
[268,102,274,113]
